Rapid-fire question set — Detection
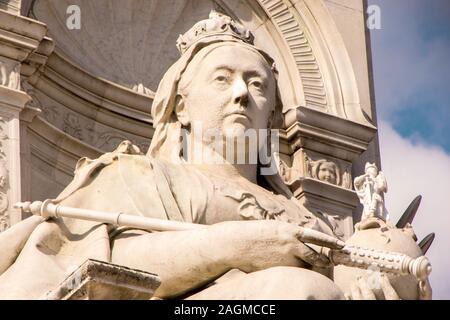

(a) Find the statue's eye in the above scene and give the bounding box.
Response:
[215,75,229,83]
[249,80,263,90]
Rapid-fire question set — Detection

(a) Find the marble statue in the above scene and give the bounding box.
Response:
[0,12,430,300]
[354,162,389,221]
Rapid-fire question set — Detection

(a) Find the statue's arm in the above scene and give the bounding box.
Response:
[353,174,366,191]
[111,226,231,298]
[110,220,342,298]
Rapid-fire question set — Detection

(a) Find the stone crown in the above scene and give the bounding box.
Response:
[176,11,254,55]
[365,162,378,171]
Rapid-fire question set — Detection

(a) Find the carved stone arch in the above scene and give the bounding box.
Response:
[297,0,367,123]
[220,0,368,125]
[24,0,368,125]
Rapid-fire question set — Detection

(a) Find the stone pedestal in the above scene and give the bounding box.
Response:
[279,106,377,240]
[43,259,161,300]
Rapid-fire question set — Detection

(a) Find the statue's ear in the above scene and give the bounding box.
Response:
[175,95,190,127]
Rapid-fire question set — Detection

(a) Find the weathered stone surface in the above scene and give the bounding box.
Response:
[0,1,432,302]
[44,259,161,300]
[0,0,21,14]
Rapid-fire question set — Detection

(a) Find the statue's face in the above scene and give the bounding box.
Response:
[318,162,336,184]
[178,45,276,146]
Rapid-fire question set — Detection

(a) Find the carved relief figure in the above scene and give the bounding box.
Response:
[305,155,342,186]
[315,159,339,185]
[0,59,20,90]
[354,162,389,221]
[342,169,352,189]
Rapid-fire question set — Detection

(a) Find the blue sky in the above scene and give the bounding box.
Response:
[368,0,450,299]
[369,0,450,152]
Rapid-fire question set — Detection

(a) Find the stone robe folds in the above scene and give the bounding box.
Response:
[0,141,330,299]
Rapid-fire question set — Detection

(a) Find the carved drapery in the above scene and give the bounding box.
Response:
[0,58,20,90]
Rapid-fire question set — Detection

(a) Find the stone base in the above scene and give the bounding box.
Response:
[290,177,358,240]
[43,259,161,300]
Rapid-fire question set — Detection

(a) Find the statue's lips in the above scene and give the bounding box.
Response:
[224,111,250,122]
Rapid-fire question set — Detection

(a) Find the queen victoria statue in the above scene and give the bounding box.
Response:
[0,11,432,300]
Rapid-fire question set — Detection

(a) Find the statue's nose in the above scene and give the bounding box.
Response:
[232,78,249,106]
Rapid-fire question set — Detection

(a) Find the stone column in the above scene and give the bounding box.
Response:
[0,87,29,230]
[0,8,48,230]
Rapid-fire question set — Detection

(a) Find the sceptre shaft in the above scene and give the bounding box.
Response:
[15,199,205,232]
[15,200,431,280]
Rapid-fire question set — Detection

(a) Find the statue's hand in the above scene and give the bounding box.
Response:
[210,220,344,273]
[345,274,400,300]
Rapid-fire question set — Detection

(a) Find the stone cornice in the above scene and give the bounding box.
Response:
[0,85,30,110]
[289,177,358,208]
[21,36,54,77]
[19,105,41,123]
[280,106,377,161]
[38,52,153,122]
[25,51,154,144]
[0,9,48,62]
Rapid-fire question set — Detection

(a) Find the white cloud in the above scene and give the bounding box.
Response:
[379,121,450,299]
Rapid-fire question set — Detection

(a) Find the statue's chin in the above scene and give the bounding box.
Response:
[224,115,251,130]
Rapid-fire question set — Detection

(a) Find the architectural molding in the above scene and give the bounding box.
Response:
[258,0,327,110]
[0,9,47,62]
[22,77,152,153]
[30,52,154,124]
[290,177,358,240]
[282,106,376,161]
[254,0,372,126]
